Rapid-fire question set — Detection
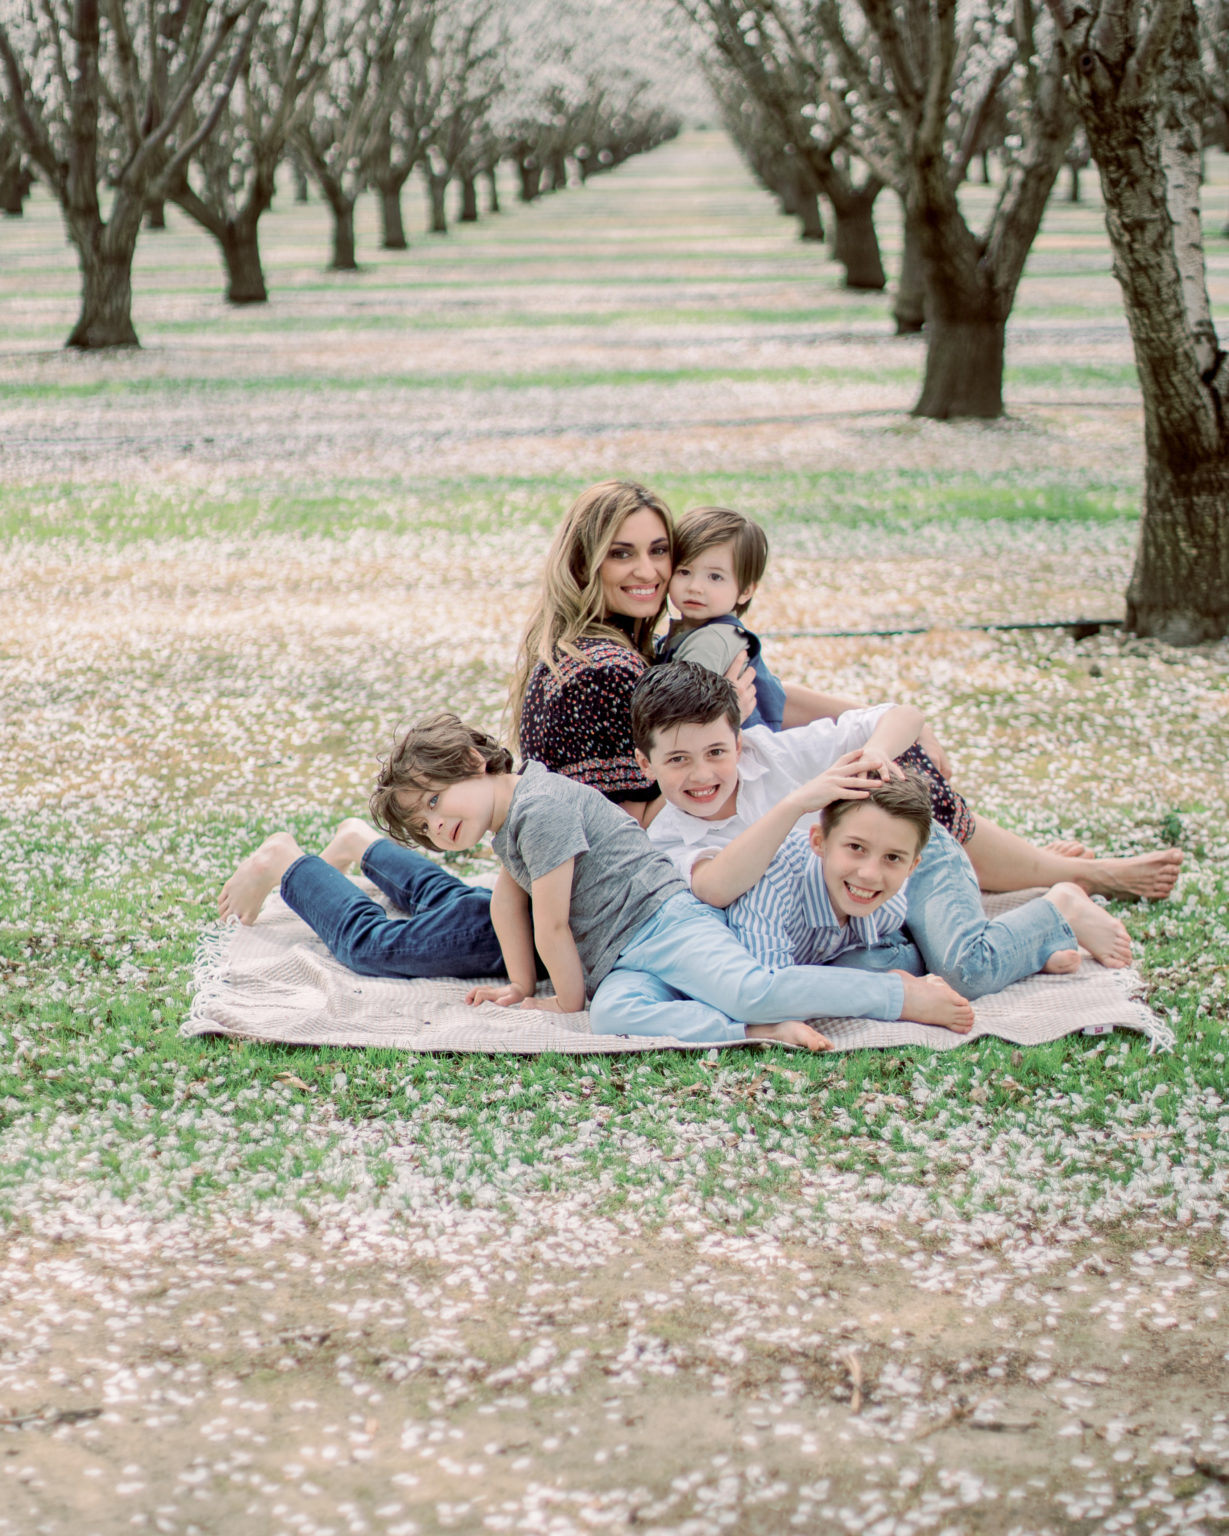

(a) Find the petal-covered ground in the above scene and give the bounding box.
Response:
[0,132,1226,1534]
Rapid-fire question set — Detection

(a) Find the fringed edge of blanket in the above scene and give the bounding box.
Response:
[1111,967,1174,1053]
[185,919,238,1038]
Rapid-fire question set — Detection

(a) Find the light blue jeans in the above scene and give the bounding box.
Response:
[829,824,1076,1000]
[589,891,906,1045]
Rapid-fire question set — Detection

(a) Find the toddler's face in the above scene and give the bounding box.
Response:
[636,717,742,820]
[669,540,752,625]
[809,804,922,923]
[399,777,494,852]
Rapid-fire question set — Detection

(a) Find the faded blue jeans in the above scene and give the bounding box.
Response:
[280,839,508,979]
[829,824,1076,999]
[589,891,906,1044]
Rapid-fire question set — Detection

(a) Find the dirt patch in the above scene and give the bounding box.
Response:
[2,1228,1226,1534]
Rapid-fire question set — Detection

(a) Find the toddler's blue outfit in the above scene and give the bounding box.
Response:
[658,614,786,730]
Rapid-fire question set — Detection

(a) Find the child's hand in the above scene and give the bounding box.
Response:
[723,651,757,723]
[465,982,529,1007]
[520,995,565,1013]
[789,750,880,813]
[844,743,906,783]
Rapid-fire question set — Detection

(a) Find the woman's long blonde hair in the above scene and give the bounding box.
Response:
[507,480,674,746]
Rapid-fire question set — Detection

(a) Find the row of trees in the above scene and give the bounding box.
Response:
[670,0,1228,641]
[0,0,679,343]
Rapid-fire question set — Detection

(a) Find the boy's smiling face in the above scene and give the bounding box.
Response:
[636,717,742,820]
[668,540,753,626]
[809,803,922,923]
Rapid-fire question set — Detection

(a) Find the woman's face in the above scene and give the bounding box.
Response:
[598,508,672,621]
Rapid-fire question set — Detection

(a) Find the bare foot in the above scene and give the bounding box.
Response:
[1074,848,1183,901]
[1042,948,1083,975]
[321,816,381,873]
[896,972,975,1034]
[746,1020,832,1051]
[1045,840,1092,859]
[1046,881,1132,968]
[219,832,302,925]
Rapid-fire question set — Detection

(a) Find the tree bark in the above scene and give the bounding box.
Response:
[67,230,140,348]
[912,308,1005,419]
[517,158,540,202]
[379,186,407,250]
[484,165,500,213]
[145,199,167,230]
[832,191,886,289]
[220,221,268,304]
[459,175,478,222]
[328,196,358,270]
[1125,455,1229,642]
[793,171,824,241]
[1066,162,1081,202]
[426,170,448,233]
[893,204,926,333]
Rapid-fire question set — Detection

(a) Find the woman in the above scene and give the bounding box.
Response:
[510,479,1181,902]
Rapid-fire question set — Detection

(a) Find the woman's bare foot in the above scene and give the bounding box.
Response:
[1045,881,1133,968]
[219,832,302,925]
[1075,848,1183,901]
[746,1020,832,1050]
[1045,840,1091,859]
[321,816,381,873]
[1042,948,1083,975]
[895,973,975,1034]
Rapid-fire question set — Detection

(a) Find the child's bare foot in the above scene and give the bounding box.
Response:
[320,816,381,873]
[746,1020,832,1051]
[219,832,302,925]
[895,972,975,1034]
[1045,839,1091,859]
[1042,948,1083,975]
[1074,848,1182,901]
[1045,881,1133,968]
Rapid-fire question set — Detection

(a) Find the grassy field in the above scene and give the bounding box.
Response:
[1,132,1227,1534]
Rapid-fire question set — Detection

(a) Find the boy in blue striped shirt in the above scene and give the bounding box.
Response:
[725,777,928,973]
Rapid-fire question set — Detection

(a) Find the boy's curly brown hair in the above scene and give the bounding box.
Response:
[370,712,513,847]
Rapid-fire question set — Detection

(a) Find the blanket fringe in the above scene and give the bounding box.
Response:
[1112,966,1175,1054]
[185,920,239,1036]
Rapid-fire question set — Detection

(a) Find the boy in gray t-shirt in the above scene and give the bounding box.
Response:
[367,712,975,1047]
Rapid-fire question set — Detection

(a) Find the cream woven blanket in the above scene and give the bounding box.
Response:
[183,880,1170,1055]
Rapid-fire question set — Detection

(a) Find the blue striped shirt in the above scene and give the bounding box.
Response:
[726,831,910,969]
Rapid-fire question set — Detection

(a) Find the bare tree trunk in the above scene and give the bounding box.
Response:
[328,195,358,270]
[426,170,448,233]
[893,202,926,333]
[145,199,166,230]
[517,158,540,202]
[1066,162,1081,202]
[379,186,407,250]
[547,151,567,191]
[67,228,141,348]
[1126,456,1229,641]
[913,306,1005,418]
[483,165,500,213]
[293,159,309,203]
[832,188,886,290]
[792,167,824,240]
[459,175,478,222]
[220,221,268,304]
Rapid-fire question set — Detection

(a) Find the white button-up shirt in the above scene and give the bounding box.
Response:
[647,707,894,884]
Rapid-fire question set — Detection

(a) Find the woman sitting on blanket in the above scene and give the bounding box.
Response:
[219,478,1180,977]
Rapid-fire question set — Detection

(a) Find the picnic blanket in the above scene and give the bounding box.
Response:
[183,876,1171,1055]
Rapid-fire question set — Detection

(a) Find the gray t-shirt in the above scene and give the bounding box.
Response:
[492,760,687,997]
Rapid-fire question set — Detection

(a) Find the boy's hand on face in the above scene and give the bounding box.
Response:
[465,982,530,1007]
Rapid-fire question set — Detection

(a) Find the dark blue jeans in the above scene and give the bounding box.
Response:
[279,839,507,979]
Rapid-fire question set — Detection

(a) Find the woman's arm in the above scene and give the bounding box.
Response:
[781,682,863,727]
[466,869,536,1006]
[527,858,587,1013]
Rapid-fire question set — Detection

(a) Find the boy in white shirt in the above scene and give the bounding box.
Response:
[632,664,1133,997]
